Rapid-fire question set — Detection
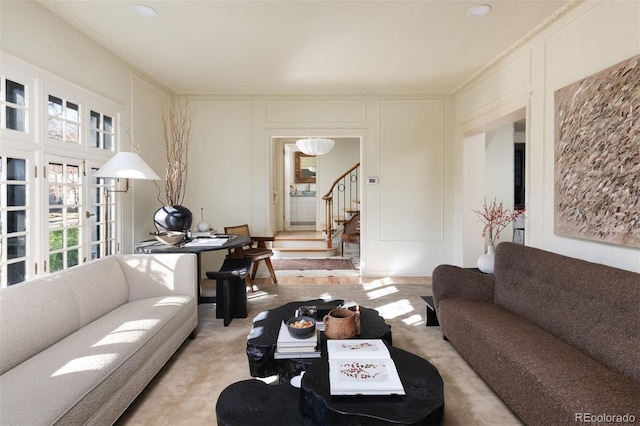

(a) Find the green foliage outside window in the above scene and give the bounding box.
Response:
[49,227,79,272]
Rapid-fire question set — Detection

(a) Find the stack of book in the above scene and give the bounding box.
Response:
[274,322,321,359]
[327,339,405,396]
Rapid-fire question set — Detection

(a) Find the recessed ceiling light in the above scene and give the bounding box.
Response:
[133,4,157,17]
[467,4,492,17]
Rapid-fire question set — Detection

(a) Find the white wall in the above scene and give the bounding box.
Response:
[485,123,515,246]
[456,0,640,272]
[186,96,455,276]
[463,133,486,266]
[130,77,170,245]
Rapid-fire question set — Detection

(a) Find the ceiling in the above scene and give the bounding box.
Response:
[40,0,574,95]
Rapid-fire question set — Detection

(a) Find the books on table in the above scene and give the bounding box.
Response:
[274,322,320,359]
[327,339,405,396]
[184,235,234,247]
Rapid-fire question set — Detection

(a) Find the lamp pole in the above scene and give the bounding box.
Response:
[102,178,130,256]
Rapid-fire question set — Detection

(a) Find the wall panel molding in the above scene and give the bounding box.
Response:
[379,99,444,241]
[265,100,366,123]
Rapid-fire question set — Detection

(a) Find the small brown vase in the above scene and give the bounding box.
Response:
[323,308,360,339]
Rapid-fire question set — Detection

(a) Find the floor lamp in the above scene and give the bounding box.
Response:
[93,152,160,255]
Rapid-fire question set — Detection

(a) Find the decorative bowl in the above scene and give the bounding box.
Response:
[286,316,317,339]
[151,231,187,245]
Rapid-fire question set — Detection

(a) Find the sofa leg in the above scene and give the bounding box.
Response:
[189,328,198,339]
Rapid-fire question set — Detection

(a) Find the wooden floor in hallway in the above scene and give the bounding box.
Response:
[251,276,431,285]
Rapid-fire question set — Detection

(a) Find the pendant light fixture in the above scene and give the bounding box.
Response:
[296,138,335,156]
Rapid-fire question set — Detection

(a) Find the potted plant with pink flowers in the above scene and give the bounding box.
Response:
[472,199,526,273]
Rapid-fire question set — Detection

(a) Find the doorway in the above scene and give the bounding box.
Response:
[269,135,362,268]
[462,110,528,266]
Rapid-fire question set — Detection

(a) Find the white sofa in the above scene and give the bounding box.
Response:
[0,253,198,425]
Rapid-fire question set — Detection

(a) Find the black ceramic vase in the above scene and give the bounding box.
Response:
[153,205,193,232]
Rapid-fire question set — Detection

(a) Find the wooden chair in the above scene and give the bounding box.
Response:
[224,224,278,290]
[341,214,360,257]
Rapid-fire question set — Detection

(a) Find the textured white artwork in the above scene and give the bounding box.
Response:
[554,55,640,248]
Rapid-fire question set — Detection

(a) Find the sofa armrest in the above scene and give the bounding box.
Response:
[432,265,495,311]
[117,253,197,302]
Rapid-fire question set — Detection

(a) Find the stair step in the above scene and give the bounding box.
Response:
[273,239,328,249]
[273,247,336,258]
[273,230,341,257]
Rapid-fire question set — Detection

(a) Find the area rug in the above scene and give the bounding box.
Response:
[116,282,521,426]
[272,258,356,271]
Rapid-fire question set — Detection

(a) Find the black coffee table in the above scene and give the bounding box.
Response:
[300,346,444,425]
[247,299,392,381]
[217,346,444,426]
[216,380,316,426]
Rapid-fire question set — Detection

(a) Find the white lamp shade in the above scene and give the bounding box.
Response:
[93,152,160,180]
[296,138,335,156]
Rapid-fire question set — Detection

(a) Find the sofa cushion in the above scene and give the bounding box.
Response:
[63,256,130,327]
[438,298,640,425]
[0,275,80,375]
[0,295,195,426]
[493,242,640,383]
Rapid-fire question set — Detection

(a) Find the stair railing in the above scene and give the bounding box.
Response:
[322,162,360,247]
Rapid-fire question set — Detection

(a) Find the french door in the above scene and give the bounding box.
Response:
[43,155,114,275]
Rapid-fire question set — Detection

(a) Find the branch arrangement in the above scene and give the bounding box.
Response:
[472,199,526,246]
[159,99,193,206]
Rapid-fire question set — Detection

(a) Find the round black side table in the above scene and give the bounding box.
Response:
[300,346,444,425]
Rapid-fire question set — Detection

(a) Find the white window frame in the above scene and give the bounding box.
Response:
[0,53,124,287]
[0,59,38,144]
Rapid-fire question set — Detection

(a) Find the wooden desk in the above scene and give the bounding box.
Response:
[135,235,250,304]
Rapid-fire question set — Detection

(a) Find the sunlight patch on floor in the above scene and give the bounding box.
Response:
[402,314,425,326]
[246,290,272,301]
[374,298,415,320]
[361,277,395,291]
[366,285,399,300]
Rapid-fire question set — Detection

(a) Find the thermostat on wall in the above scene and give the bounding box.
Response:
[367,177,379,184]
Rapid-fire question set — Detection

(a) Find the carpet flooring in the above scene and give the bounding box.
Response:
[272,258,357,271]
[115,282,521,425]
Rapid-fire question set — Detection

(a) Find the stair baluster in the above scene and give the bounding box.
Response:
[322,163,360,248]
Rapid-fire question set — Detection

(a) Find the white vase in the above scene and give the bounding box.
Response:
[477,244,495,274]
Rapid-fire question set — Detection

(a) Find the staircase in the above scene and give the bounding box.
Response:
[322,162,360,241]
[273,163,361,258]
[272,230,336,258]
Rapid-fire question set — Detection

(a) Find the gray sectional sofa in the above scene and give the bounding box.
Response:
[0,253,198,425]
[433,242,640,425]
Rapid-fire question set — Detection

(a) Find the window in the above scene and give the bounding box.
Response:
[1,79,27,132]
[48,95,81,144]
[89,110,114,150]
[1,58,123,287]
